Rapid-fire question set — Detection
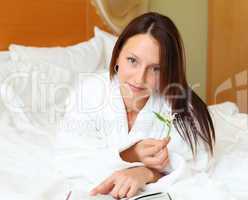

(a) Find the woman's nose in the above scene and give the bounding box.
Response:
[135,67,146,85]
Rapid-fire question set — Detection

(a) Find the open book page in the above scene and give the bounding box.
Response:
[64,189,171,200]
[123,191,171,200]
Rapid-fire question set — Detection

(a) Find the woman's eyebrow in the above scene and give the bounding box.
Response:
[128,52,160,66]
[128,52,140,60]
[149,64,160,68]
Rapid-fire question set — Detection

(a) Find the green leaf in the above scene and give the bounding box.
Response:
[153,111,173,138]
[153,111,167,123]
[165,124,172,138]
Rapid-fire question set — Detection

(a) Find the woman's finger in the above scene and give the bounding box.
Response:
[127,183,139,198]
[143,145,163,157]
[109,178,126,198]
[117,179,132,199]
[156,148,169,160]
[152,157,170,171]
[143,156,161,165]
[141,138,162,146]
[142,139,170,156]
[143,138,169,147]
[145,147,169,166]
[90,176,114,195]
[161,138,171,147]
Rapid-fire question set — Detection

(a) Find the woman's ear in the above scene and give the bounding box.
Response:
[114,57,120,72]
[114,64,119,72]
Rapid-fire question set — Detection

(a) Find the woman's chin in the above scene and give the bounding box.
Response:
[120,83,151,100]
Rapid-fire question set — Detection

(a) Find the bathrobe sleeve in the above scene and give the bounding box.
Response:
[53,83,144,185]
[53,110,144,184]
[145,122,213,192]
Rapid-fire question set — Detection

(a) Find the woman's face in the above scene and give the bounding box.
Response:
[116,33,161,103]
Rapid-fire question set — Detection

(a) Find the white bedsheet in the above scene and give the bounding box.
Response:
[0,97,247,200]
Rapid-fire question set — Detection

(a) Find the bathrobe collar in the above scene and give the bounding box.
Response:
[106,73,172,150]
[110,73,171,119]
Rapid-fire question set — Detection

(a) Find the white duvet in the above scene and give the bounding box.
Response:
[1,97,247,200]
[0,45,248,200]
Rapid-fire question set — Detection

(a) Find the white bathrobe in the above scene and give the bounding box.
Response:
[53,71,211,193]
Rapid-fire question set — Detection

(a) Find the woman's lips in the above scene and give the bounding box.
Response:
[127,83,145,92]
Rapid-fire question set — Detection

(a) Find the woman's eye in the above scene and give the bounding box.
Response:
[152,66,160,72]
[127,57,136,64]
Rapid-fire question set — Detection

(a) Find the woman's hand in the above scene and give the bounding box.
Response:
[90,166,162,199]
[120,138,170,172]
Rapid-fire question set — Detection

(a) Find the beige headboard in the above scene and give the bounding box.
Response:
[0,0,113,50]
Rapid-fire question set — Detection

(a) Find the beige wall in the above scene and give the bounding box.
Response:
[149,0,208,100]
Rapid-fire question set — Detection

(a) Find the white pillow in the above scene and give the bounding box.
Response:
[9,36,105,72]
[1,60,73,132]
[1,68,111,137]
[94,26,118,68]
[0,58,16,114]
[0,51,10,62]
[3,37,109,133]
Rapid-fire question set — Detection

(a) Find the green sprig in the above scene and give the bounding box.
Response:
[153,111,176,138]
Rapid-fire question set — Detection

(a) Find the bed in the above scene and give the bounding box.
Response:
[0,1,247,200]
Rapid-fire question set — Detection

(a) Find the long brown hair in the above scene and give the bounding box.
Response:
[109,12,215,156]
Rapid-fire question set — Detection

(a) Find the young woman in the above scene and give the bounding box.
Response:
[54,12,215,199]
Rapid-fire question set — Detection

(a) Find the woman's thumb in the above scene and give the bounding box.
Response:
[162,136,171,146]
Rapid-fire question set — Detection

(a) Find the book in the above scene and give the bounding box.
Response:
[65,190,171,200]
[123,191,172,200]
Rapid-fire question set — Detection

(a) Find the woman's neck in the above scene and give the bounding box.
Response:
[126,110,137,132]
[123,96,148,113]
